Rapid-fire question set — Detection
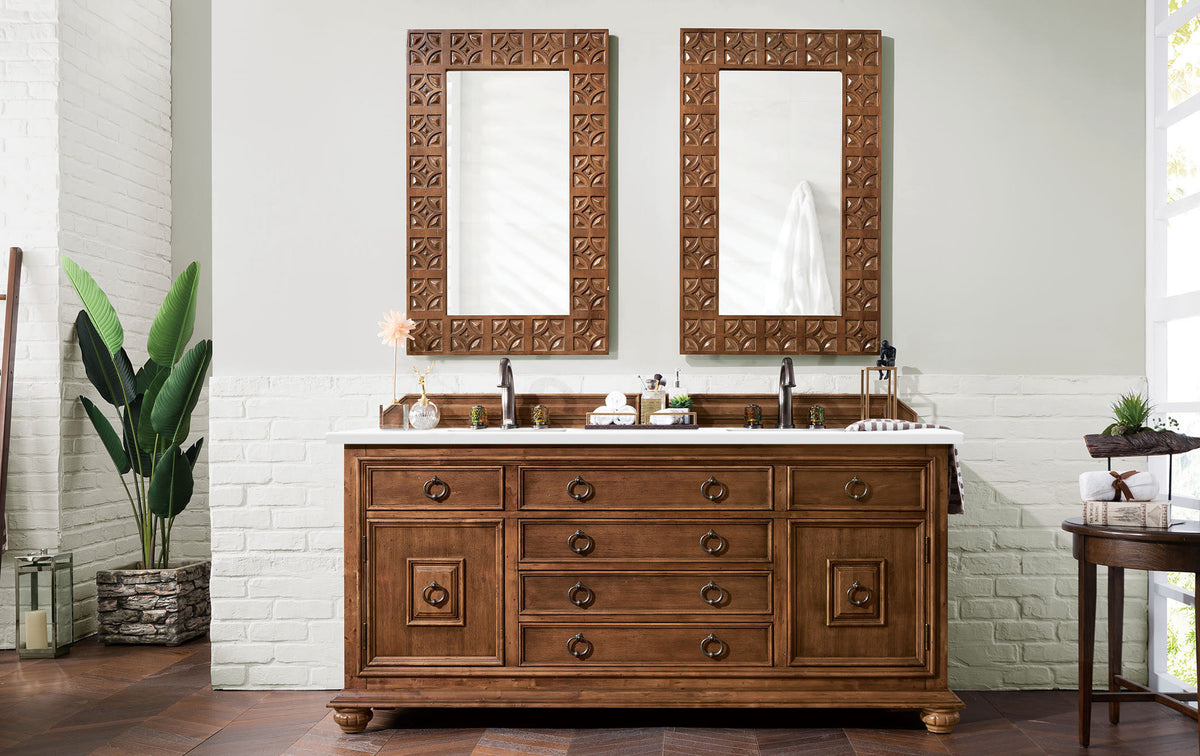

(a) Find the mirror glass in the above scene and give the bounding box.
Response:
[446,70,570,316]
[718,70,842,316]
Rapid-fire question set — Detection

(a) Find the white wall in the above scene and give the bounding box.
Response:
[205,0,1148,690]
[212,0,1144,378]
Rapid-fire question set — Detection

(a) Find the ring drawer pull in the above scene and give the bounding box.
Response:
[423,476,450,502]
[699,529,726,555]
[567,581,594,608]
[567,475,594,501]
[567,529,594,555]
[422,581,449,607]
[844,476,870,501]
[700,581,726,606]
[567,632,593,660]
[701,633,727,659]
[700,476,727,502]
[846,580,872,607]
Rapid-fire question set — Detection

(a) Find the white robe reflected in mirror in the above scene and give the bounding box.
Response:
[767,181,836,316]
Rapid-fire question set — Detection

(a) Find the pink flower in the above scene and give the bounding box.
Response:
[378,311,416,347]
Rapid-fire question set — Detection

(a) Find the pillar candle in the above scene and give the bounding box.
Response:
[24,609,48,649]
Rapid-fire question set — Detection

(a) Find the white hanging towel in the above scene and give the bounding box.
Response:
[767,180,836,316]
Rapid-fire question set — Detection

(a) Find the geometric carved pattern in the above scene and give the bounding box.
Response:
[449,318,484,353]
[409,237,445,270]
[723,318,758,352]
[682,277,717,313]
[804,319,840,353]
[408,29,610,355]
[681,236,718,271]
[844,238,879,272]
[765,319,800,353]
[490,318,525,352]
[532,318,567,352]
[571,278,607,312]
[680,28,881,355]
[845,319,880,353]
[845,278,880,313]
[572,237,608,270]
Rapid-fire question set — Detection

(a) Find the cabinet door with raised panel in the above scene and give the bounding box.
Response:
[365,520,503,667]
[788,520,931,674]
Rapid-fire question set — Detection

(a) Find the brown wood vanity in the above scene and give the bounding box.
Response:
[328,407,963,734]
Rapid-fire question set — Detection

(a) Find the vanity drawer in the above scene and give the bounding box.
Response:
[519,571,772,616]
[366,465,504,510]
[520,623,772,666]
[788,465,927,512]
[518,520,772,563]
[519,467,772,510]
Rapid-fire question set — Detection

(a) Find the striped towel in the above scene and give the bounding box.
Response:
[846,419,965,514]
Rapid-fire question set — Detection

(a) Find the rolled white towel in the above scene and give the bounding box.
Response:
[1079,470,1159,502]
[613,405,637,426]
[590,405,613,425]
[605,391,626,408]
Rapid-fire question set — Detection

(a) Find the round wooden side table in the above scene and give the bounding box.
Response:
[1062,517,1200,748]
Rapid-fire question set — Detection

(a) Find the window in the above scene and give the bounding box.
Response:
[1148,0,1200,697]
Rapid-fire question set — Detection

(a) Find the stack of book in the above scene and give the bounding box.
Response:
[1080,469,1169,528]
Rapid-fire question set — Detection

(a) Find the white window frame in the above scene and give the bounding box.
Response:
[1148,0,1200,698]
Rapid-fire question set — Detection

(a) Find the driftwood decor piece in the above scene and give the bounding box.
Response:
[679,29,882,355]
[1083,430,1200,459]
[406,29,610,355]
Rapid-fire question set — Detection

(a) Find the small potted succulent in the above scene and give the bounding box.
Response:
[1084,391,1200,458]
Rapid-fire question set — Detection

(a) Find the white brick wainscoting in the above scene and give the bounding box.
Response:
[209,372,1147,690]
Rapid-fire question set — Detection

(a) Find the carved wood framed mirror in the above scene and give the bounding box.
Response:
[679,29,882,355]
[406,29,610,355]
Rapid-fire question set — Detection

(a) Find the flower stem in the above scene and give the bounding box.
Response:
[393,343,398,404]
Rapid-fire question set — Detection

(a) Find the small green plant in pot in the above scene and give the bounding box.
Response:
[63,257,211,569]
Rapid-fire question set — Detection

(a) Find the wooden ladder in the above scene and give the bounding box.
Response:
[0,247,22,554]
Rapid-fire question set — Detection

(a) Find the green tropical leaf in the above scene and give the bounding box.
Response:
[76,311,137,407]
[148,444,193,518]
[147,263,199,367]
[122,397,155,478]
[137,368,168,453]
[62,256,123,355]
[151,339,212,445]
[184,437,204,469]
[136,357,167,395]
[80,396,130,474]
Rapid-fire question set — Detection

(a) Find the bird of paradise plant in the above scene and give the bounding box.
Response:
[63,257,211,569]
[378,311,416,403]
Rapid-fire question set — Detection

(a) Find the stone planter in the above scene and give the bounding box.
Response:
[96,560,211,646]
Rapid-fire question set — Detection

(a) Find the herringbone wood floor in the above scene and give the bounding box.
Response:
[0,638,1195,755]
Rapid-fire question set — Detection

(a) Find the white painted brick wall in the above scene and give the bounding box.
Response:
[0,0,62,649]
[209,371,1148,690]
[0,0,183,647]
[56,0,175,639]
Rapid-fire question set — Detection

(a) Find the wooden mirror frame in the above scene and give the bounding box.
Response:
[406,29,611,355]
[679,29,882,355]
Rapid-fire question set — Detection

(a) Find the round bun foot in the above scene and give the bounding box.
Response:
[332,707,373,734]
[920,707,960,734]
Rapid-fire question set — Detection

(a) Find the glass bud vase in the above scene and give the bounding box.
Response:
[409,400,440,430]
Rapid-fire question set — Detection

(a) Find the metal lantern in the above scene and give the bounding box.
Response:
[15,550,73,658]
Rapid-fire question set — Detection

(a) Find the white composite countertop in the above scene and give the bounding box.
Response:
[327,427,963,446]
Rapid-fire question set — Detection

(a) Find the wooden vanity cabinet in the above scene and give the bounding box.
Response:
[331,444,963,735]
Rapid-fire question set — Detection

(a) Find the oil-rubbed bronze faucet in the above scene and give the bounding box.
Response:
[498,358,518,429]
[777,357,796,429]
